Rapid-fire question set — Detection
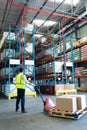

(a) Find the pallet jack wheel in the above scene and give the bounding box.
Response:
[74,113,78,118]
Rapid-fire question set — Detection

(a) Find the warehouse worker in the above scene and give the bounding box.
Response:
[15,67,35,113]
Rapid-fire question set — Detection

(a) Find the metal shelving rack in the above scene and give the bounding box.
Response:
[23,29,36,83]
[35,32,76,95]
[0,27,21,98]
[60,34,75,84]
[0,26,36,99]
[35,33,61,94]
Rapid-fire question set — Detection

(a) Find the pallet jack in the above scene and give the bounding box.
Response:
[34,86,55,111]
[34,86,87,119]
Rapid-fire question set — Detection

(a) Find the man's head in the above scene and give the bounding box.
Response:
[20,67,23,72]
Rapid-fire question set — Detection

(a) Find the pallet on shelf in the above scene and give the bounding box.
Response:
[77,86,87,92]
[55,89,77,96]
[8,91,37,100]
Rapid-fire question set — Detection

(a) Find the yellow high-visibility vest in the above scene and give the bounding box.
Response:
[15,73,25,89]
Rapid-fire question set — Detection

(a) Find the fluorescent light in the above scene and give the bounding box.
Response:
[49,0,79,6]
[34,34,43,38]
[33,20,56,27]
[33,20,44,26]
[45,21,56,26]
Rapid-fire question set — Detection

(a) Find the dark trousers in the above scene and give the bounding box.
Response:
[16,89,25,112]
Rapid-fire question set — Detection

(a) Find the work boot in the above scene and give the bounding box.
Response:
[16,109,20,113]
[21,110,27,113]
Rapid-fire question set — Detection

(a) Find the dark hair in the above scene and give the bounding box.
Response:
[20,67,23,72]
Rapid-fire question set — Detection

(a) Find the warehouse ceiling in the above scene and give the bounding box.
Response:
[0,0,87,39]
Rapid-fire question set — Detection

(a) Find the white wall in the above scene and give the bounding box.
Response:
[78,24,87,38]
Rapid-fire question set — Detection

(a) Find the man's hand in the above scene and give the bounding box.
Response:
[29,82,35,87]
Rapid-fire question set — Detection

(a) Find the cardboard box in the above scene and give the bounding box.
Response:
[59,94,86,110]
[55,84,75,90]
[55,84,64,90]
[66,95,86,110]
[64,84,75,89]
[79,35,87,43]
[56,96,77,112]
[77,95,86,110]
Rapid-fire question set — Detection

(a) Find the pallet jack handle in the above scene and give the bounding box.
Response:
[34,86,46,106]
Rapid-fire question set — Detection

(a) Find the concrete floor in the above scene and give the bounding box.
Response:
[0,92,87,130]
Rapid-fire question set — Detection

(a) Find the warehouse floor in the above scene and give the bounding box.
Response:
[0,92,87,130]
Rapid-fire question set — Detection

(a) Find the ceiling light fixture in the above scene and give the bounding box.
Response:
[33,20,56,27]
[34,34,43,38]
[49,0,79,6]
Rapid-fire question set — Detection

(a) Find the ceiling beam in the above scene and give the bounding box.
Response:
[0,0,13,33]
[35,0,66,33]
[0,0,8,29]
[57,7,87,35]
[30,0,49,24]
[50,6,86,34]
[14,0,30,28]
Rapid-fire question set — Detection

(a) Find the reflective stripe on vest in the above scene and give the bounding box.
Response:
[15,73,25,89]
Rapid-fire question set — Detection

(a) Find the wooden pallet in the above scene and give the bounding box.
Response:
[55,89,77,96]
[77,88,87,92]
[49,107,87,119]
[8,91,36,100]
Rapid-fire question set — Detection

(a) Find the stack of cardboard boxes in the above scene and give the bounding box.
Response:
[56,94,86,112]
[55,84,76,95]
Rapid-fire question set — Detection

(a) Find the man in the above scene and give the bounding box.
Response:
[15,67,35,113]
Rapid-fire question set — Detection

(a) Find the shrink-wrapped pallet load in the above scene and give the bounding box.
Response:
[81,45,87,59]
[73,48,81,61]
[75,67,85,76]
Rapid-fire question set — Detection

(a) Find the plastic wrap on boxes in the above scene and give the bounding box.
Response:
[44,49,53,57]
[3,32,15,40]
[25,65,34,75]
[53,46,59,58]
[25,43,33,54]
[73,48,81,61]
[48,61,62,73]
[66,52,71,61]
[1,68,13,76]
[82,69,87,75]
[75,67,84,76]
[81,45,87,59]
[3,49,15,58]
[5,84,17,96]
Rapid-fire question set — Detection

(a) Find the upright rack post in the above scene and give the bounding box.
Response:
[69,34,75,84]
[52,32,56,85]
